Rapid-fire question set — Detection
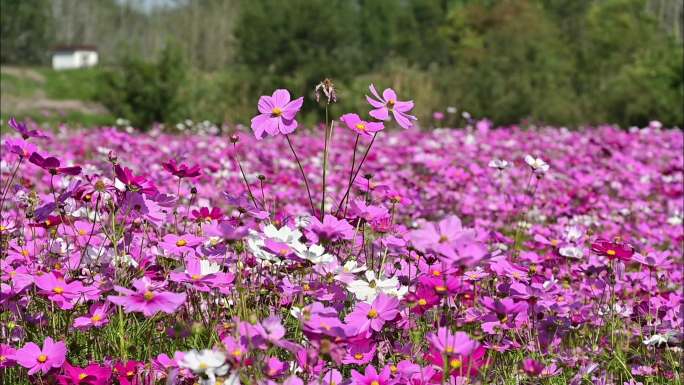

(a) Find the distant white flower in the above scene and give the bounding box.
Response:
[179,349,229,385]
[488,159,510,171]
[461,111,471,120]
[347,270,400,301]
[446,106,457,114]
[564,226,582,242]
[524,155,550,174]
[667,213,683,226]
[199,259,222,275]
[559,246,583,260]
[643,334,671,347]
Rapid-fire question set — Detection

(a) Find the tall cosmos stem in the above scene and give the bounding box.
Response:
[0,156,23,211]
[320,103,333,220]
[336,132,376,216]
[285,134,316,216]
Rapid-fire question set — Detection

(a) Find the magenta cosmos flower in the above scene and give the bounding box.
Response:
[250,89,304,140]
[29,153,81,176]
[57,361,112,385]
[345,293,400,337]
[107,278,186,317]
[4,137,37,158]
[12,337,66,375]
[8,117,48,139]
[591,238,635,262]
[366,84,417,129]
[340,113,384,139]
[162,159,201,179]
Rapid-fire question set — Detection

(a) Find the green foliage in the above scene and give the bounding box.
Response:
[98,43,188,129]
[0,0,54,65]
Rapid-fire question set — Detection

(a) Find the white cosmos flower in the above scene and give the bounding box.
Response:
[347,270,400,301]
[488,159,510,171]
[559,246,583,260]
[643,334,671,347]
[294,243,334,265]
[564,226,582,242]
[199,259,222,275]
[179,349,229,384]
[263,224,303,247]
[524,155,550,174]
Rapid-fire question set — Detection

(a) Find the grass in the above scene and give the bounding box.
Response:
[1,66,113,127]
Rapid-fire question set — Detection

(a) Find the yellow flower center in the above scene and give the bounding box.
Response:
[550,239,559,246]
[21,249,29,257]
[143,291,155,301]
[176,239,187,247]
[388,99,395,107]
[446,347,454,353]
[37,354,48,363]
[371,381,380,385]
[417,298,427,306]
[354,353,364,359]
[355,123,367,131]
[232,349,242,357]
[45,219,51,226]
[432,270,441,277]
[606,249,616,256]
[435,285,446,293]
[390,365,398,373]
[91,314,103,322]
[302,283,311,291]
[79,373,88,380]
[0,226,6,231]
[272,107,282,116]
[0,355,6,362]
[368,280,377,288]
[53,286,64,294]
[126,371,135,377]
[449,358,462,369]
[439,235,448,243]
[279,248,289,256]
[9,271,16,277]
[78,229,87,235]
[199,362,208,369]
[54,263,62,270]
[191,274,202,280]
[367,309,379,319]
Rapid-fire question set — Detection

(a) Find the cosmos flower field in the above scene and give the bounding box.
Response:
[1,85,683,385]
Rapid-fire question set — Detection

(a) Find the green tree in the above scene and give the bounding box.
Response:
[98,43,187,129]
[1,0,54,64]
[440,0,579,125]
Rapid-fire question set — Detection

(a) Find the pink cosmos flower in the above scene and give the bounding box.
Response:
[591,238,635,262]
[306,214,355,243]
[366,84,417,129]
[191,206,223,222]
[114,165,158,196]
[427,328,479,357]
[345,293,400,337]
[250,89,304,140]
[4,137,37,158]
[12,337,66,375]
[34,272,84,310]
[162,159,202,179]
[522,358,544,376]
[73,302,110,329]
[8,116,48,139]
[340,113,384,139]
[107,278,186,317]
[29,153,81,175]
[159,233,204,255]
[0,344,17,368]
[350,365,391,385]
[113,361,142,385]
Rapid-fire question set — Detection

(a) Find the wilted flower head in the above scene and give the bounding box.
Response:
[315,78,337,104]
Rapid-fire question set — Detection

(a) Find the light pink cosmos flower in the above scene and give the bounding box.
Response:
[366,84,417,129]
[340,113,384,139]
[34,272,86,310]
[159,233,203,255]
[250,89,304,140]
[73,302,110,329]
[12,337,66,375]
[345,293,400,338]
[107,277,186,317]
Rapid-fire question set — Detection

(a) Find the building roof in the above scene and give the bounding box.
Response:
[51,45,98,53]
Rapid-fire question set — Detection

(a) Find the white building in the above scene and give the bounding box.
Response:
[51,46,99,70]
